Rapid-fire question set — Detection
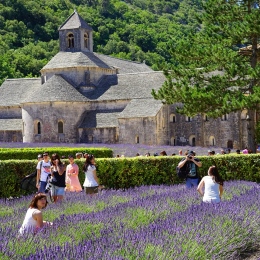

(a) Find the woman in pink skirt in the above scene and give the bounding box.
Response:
[65,154,82,192]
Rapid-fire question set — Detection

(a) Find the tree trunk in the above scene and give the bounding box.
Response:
[247,109,256,153]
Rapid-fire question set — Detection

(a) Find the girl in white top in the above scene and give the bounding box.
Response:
[19,193,52,236]
[197,166,224,203]
[83,154,100,195]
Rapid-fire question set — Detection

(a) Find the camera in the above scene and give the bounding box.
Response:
[45,182,52,193]
[188,156,192,159]
[44,174,53,193]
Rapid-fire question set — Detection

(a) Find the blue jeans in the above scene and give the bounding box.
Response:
[39,181,47,193]
[186,178,199,188]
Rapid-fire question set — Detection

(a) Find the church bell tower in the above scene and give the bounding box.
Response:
[58,10,93,52]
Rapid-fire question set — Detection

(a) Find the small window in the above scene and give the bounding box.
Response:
[171,137,176,146]
[209,136,215,146]
[135,136,139,144]
[189,135,196,146]
[58,121,63,134]
[84,33,89,49]
[241,109,247,120]
[67,33,74,48]
[37,122,41,135]
[221,114,228,121]
[203,114,208,121]
[227,140,233,149]
[185,116,192,122]
[88,135,93,142]
[170,114,176,123]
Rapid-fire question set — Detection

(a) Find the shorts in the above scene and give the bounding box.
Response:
[51,185,65,196]
[84,186,99,195]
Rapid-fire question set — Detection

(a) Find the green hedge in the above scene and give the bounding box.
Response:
[1,154,260,198]
[0,147,113,160]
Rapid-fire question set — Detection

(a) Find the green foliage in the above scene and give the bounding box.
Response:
[0,0,202,83]
[152,0,260,151]
[2,152,259,199]
[0,147,113,160]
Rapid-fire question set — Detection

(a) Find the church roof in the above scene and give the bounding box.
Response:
[0,78,41,107]
[0,119,22,131]
[94,71,166,101]
[118,99,163,118]
[41,51,112,70]
[59,11,93,31]
[21,75,89,103]
[94,53,153,74]
[79,109,123,128]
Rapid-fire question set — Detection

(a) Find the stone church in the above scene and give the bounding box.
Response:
[0,11,250,149]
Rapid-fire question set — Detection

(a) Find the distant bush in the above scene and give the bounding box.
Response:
[0,147,113,160]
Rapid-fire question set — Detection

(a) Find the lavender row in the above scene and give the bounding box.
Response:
[0,181,259,259]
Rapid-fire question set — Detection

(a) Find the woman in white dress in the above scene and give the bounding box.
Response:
[19,193,52,236]
[83,154,100,195]
[197,166,224,203]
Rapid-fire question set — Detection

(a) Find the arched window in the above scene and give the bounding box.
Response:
[189,135,196,146]
[67,33,74,48]
[241,109,248,120]
[170,114,176,123]
[221,114,228,121]
[170,137,176,146]
[209,136,215,146]
[84,33,89,49]
[135,136,139,144]
[88,135,93,142]
[37,122,41,135]
[58,121,63,134]
[203,114,208,121]
[227,140,233,149]
[185,116,192,122]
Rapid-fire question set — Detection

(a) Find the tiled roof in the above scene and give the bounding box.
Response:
[95,53,153,74]
[95,71,166,101]
[41,51,112,70]
[21,75,89,103]
[59,11,93,31]
[0,78,41,107]
[79,109,123,128]
[118,99,163,118]
[0,119,22,131]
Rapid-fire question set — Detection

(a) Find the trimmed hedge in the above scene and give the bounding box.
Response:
[0,147,113,160]
[1,154,260,198]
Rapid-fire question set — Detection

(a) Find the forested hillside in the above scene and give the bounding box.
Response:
[0,0,202,85]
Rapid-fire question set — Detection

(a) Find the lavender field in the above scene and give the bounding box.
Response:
[1,181,259,259]
[0,142,224,157]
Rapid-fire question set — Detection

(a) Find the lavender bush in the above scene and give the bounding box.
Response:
[0,142,225,157]
[0,181,259,259]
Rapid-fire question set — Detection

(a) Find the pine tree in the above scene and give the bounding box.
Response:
[152,0,260,151]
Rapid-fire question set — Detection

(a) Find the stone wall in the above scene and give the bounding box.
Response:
[22,102,88,143]
[118,117,157,145]
[79,127,118,143]
[168,105,247,149]
[0,130,22,142]
[0,107,21,119]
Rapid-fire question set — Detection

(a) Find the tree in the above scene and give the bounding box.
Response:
[152,0,260,151]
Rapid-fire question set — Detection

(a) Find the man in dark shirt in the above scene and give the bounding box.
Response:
[178,150,202,188]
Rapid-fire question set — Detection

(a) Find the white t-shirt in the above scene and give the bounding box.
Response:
[83,165,98,187]
[19,208,39,235]
[203,176,221,203]
[37,160,51,182]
